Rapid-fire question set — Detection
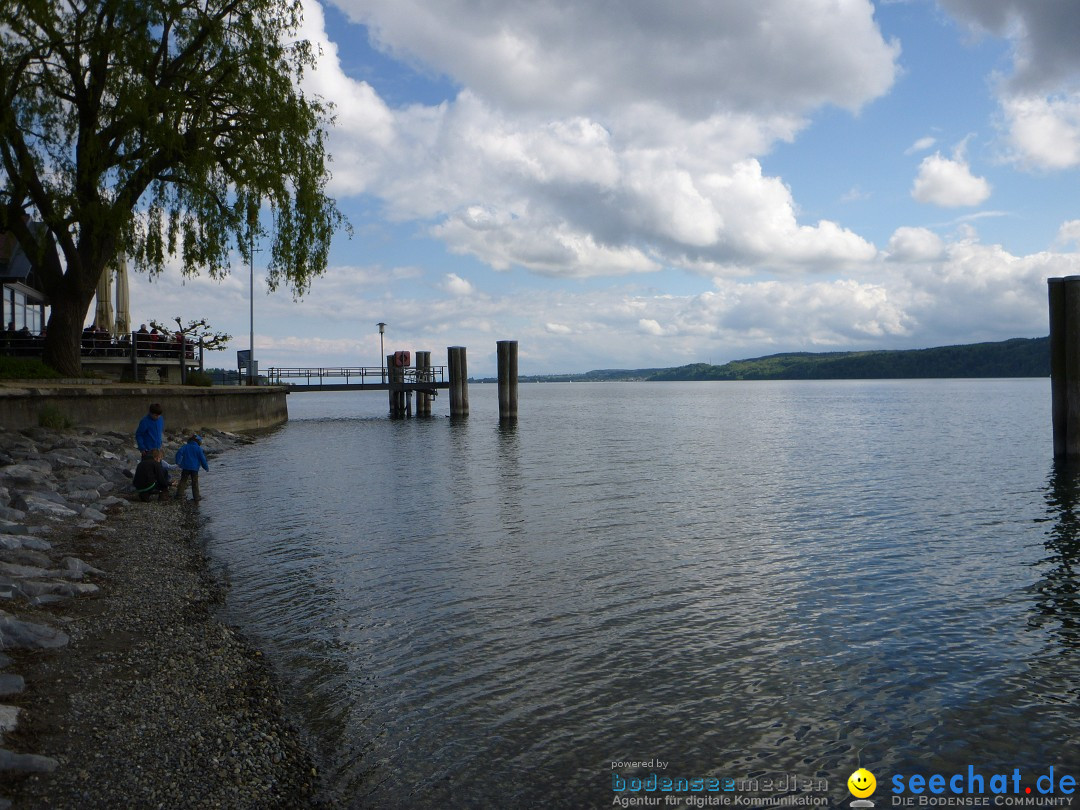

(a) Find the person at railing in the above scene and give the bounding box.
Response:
[95,323,110,355]
[1,322,14,354]
[136,324,150,356]
[82,323,97,355]
[117,332,132,357]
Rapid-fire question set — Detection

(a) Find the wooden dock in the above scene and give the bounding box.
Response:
[267,342,516,420]
[265,366,449,393]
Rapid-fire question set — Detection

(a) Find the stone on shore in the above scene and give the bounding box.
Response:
[0,507,26,523]
[0,674,25,697]
[0,705,19,734]
[0,749,59,773]
[0,610,69,649]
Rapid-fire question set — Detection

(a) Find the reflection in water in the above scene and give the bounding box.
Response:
[495,421,524,540]
[1034,461,1080,649]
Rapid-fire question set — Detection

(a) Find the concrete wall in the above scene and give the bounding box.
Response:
[0,384,288,433]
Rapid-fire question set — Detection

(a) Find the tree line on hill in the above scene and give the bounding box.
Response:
[500,336,1050,383]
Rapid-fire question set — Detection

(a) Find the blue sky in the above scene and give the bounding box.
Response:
[128,0,1080,376]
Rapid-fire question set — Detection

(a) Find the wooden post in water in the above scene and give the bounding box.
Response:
[448,346,469,417]
[1049,275,1080,458]
[459,347,469,417]
[388,354,405,417]
[416,351,432,416]
[1065,277,1080,458]
[447,347,458,415]
[1050,278,1067,457]
[497,340,518,421]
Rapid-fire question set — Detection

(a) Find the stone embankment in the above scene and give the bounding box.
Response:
[0,425,327,808]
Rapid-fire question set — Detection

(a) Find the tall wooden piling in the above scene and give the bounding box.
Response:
[1050,278,1067,457]
[1048,276,1080,458]
[393,354,401,419]
[388,354,407,417]
[416,351,432,416]
[1065,277,1080,458]
[448,346,469,417]
[497,340,518,421]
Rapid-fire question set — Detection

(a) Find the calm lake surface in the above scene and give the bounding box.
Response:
[200,380,1080,808]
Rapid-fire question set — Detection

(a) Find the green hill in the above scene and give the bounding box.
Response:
[648,336,1050,381]
[503,336,1050,383]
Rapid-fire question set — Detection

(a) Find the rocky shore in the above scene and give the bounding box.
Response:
[0,425,328,808]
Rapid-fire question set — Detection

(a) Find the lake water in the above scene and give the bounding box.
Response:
[200,380,1080,808]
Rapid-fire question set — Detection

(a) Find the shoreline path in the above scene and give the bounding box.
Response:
[0,425,333,809]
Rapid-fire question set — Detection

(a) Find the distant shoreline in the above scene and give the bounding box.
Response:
[473,335,1049,383]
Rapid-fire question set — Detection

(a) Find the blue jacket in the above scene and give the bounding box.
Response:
[135,413,164,452]
[175,441,209,472]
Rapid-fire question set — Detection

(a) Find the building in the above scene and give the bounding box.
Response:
[0,221,49,333]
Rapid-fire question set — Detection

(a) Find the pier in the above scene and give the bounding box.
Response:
[267,341,519,421]
[265,365,449,393]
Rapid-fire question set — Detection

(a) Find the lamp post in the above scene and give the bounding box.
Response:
[249,231,254,385]
[377,322,386,384]
[247,208,261,386]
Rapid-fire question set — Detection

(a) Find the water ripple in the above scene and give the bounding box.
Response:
[202,381,1076,808]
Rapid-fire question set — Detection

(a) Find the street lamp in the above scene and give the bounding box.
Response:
[377,322,386,384]
[249,231,255,385]
[246,206,260,386]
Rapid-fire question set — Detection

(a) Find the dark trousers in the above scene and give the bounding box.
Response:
[177,470,201,501]
[137,485,169,502]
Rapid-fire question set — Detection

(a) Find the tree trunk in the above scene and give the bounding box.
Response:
[42,291,94,377]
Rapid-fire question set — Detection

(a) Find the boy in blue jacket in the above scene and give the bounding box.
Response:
[175,434,209,502]
[135,403,164,458]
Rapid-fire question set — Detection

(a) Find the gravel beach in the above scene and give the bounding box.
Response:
[0,426,331,809]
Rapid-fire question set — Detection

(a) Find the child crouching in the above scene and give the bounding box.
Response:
[133,449,171,502]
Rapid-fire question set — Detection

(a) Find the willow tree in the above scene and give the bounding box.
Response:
[0,0,343,375]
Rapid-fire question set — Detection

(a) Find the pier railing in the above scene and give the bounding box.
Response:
[266,366,447,387]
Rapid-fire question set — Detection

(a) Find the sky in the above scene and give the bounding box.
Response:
[123,0,1080,377]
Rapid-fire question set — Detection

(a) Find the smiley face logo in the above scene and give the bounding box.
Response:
[848,768,876,798]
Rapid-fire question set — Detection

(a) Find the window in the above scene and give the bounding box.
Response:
[13,290,25,330]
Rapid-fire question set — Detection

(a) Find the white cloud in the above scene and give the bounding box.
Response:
[1056,220,1080,249]
[911,151,992,207]
[298,0,893,279]
[296,0,399,196]
[841,186,871,203]
[890,239,1061,340]
[938,2,1080,172]
[905,136,937,154]
[886,227,945,262]
[442,272,476,296]
[1000,94,1080,170]
[339,0,900,118]
[638,318,665,336]
[125,227,1078,374]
